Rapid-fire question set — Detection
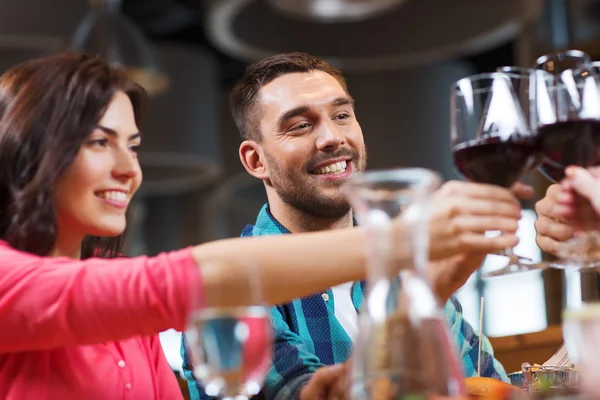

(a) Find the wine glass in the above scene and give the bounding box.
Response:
[450,72,544,278]
[496,66,555,171]
[562,302,600,396]
[536,49,591,73]
[535,49,596,183]
[533,52,600,266]
[185,259,272,399]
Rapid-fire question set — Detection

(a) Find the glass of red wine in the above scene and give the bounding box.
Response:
[451,72,543,278]
[533,52,600,266]
[496,66,556,175]
[535,49,595,182]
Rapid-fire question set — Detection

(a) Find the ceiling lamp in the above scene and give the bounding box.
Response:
[70,0,170,96]
[205,0,542,72]
[264,0,408,23]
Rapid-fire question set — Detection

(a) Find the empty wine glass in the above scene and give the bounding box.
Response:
[185,259,272,399]
[343,168,467,399]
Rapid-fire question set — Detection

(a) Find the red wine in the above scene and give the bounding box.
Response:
[537,119,600,182]
[453,137,537,188]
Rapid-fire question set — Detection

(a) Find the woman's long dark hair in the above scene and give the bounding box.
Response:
[0,53,147,258]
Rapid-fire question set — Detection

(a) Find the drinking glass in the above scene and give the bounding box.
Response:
[185,260,272,399]
[451,72,543,277]
[343,168,466,399]
[534,49,597,183]
[533,52,600,266]
[562,302,600,396]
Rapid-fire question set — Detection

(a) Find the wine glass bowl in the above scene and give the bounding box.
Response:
[532,50,600,183]
[495,66,556,175]
[533,63,600,183]
[451,73,539,184]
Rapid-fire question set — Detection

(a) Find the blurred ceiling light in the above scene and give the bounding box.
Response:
[265,0,408,22]
[70,0,170,96]
[206,0,543,73]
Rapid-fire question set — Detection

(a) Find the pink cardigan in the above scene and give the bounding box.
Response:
[0,240,201,399]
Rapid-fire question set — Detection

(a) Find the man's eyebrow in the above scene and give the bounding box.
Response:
[275,96,355,129]
[331,96,355,108]
[276,106,310,128]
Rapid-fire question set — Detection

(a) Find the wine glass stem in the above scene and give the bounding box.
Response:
[503,246,521,265]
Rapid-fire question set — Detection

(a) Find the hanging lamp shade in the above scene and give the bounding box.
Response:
[264,0,409,23]
[70,0,170,96]
[205,0,543,72]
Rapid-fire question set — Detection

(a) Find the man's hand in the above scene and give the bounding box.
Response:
[427,181,524,261]
[427,181,533,301]
[429,252,487,302]
[511,181,535,200]
[534,183,575,255]
[299,363,349,400]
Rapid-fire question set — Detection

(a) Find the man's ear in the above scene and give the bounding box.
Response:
[239,140,269,180]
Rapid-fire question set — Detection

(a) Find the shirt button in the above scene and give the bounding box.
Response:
[322,293,329,301]
[125,383,132,390]
[118,360,126,368]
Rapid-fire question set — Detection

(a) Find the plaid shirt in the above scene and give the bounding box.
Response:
[181,204,508,400]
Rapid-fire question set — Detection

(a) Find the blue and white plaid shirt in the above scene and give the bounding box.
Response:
[181,204,509,399]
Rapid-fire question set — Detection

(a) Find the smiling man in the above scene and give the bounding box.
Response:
[237,60,365,234]
[181,53,520,399]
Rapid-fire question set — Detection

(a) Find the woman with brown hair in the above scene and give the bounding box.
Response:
[0,53,520,399]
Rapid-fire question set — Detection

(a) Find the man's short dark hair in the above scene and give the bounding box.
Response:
[230,52,348,142]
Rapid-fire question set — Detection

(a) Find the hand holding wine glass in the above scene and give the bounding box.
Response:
[426,181,534,299]
[450,72,543,277]
[426,181,523,256]
[533,51,600,264]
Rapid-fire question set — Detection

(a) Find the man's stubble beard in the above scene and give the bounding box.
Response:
[264,148,366,220]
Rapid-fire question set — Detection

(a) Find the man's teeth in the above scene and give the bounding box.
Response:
[314,160,348,175]
[97,191,128,202]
